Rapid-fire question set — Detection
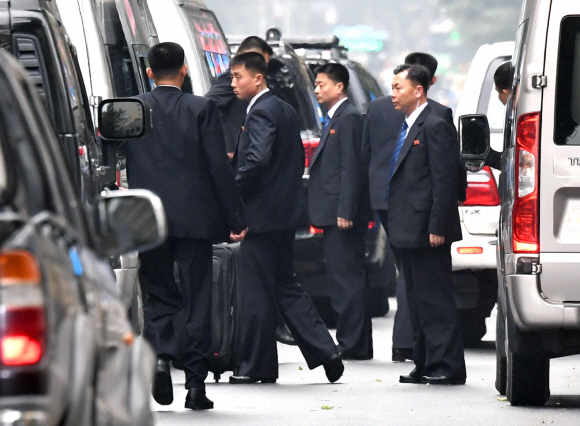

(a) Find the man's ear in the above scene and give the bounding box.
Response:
[255,72,264,86]
[336,82,345,95]
[180,64,188,77]
[431,76,438,86]
[146,67,154,80]
[416,85,424,98]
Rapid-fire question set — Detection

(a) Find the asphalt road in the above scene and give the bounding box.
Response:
[154,299,580,425]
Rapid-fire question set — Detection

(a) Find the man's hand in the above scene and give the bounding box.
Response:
[230,228,248,242]
[430,234,445,248]
[337,217,353,230]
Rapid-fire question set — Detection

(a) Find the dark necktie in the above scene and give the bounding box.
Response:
[323,114,330,130]
[386,120,409,204]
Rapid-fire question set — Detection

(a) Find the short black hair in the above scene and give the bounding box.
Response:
[405,52,438,80]
[393,63,431,94]
[230,51,268,76]
[315,62,350,92]
[494,61,513,91]
[147,42,185,79]
[238,36,273,57]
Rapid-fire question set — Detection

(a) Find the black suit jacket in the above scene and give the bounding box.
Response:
[308,100,371,227]
[205,69,248,153]
[363,97,465,211]
[234,91,307,234]
[379,105,462,248]
[128,86,245,240]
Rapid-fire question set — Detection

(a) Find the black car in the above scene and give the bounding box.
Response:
[0,48,166,425]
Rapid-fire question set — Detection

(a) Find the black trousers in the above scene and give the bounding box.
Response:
[393,244,466,379]
[138,237,212,390]
[323,224,373,359]
[237,229,338,378]
[391,250,414,350]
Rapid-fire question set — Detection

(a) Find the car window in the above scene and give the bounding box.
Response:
[477,56,511,133]
[180,5,230,84]
[353,63,383,103]
[555,16,580,145]
[107,44,140,97]
[267,57,322,133]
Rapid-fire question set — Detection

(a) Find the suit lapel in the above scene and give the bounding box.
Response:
[311,101,348,166]
[392,105,430,177]
[233,91,273,166]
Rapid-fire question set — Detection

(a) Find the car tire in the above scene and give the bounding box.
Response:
[505,304,550,406]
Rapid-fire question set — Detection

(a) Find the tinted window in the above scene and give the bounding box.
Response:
[108,45,139,97]
[181,6,230,84]
[506,20,528,149]
[555,16,580,145]
[477,56,510,132]
[267,57,322,133]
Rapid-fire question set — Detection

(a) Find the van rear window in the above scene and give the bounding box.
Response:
[555,16,580,145]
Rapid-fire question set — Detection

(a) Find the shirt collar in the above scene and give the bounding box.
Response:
[327,97,348,119]
[405,100,429,130]
[247,88,270,113]
[157,84,182,90]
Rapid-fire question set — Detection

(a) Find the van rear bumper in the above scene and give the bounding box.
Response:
[507,274,580,331]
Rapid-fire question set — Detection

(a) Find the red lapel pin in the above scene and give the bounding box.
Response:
[330,129,336,135]
[413,140,420,145]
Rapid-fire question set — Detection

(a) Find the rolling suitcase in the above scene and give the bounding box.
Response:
[209,242,241,382]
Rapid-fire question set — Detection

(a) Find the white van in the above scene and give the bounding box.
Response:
[451,41,513,346]
[146,0,231,95]
[459,0,580,407]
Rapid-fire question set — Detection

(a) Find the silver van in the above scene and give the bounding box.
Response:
[459,0,580,407]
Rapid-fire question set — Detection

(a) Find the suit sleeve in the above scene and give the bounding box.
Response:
[486,148,502,170]
[204,72,236,109]
[426,119,458,236]
[235,108,276,194]
[338,112,365,220]
[199,99,246,233]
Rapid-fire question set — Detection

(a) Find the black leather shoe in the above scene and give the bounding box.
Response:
[185,389,214,410]
[392,348,414,362]
[152,358,173,405]
[275,323,297,346]
[399,374,422,384]
[421,375,466,385]
[323,353,344,383]
[229,375,277,384]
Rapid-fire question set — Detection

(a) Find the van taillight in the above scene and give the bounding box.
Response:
[0,251,45,366]
[513,112,540,253]
[464,166,500,206]
[303,138,320,169]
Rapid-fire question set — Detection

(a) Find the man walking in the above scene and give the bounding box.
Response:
[309,63,373,360]
[228,52,343,384]
[128,42,246,409]
[364,63,466,384]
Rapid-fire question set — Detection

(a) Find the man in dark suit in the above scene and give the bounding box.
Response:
[205,36,273,160]
[227,52,344,384]
[127,42,246,410]
[363,63,466,384]
[387,52,467,363]
[308,63,373,360]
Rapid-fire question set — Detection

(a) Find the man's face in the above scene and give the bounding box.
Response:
[496,85,509,106]
[231,65,261,101]
[391,71,421,115]
[314,73,343,107]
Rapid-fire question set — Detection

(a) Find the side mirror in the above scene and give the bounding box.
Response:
[98,98,152,141]
[97,189,167,257]
[458,114,491,172]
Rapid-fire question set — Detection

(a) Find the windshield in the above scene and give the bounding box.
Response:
[180,5,230,84]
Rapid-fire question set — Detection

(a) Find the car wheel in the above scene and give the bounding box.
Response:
[505,304,550,406]
[495,306,507,395]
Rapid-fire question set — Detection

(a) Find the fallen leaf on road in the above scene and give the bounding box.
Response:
[321,405,334,410]
[299,366,303,370]
[375,379,382,382]
[496,397,508,402]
